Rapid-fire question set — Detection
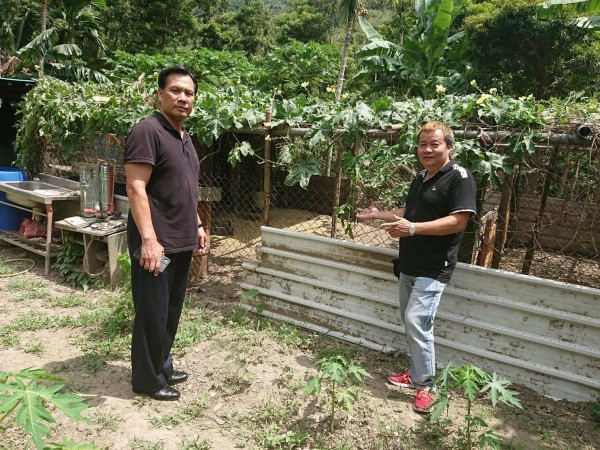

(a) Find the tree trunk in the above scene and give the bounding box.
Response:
[328,16,355,175]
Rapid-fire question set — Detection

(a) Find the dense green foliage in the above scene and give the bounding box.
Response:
[463,0,600,98]
[274,0,338,44]
[2,0,599,97]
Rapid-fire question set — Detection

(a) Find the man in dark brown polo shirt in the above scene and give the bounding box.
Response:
[124,66,208,401]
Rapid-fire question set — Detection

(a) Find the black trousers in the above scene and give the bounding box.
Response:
[130,251,192,392]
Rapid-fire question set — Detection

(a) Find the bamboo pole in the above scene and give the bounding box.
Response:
[491,171,514,269]
[331,142,345,238]
[521,145,560,275]
[234,126,597,148]
[263,108,272,226]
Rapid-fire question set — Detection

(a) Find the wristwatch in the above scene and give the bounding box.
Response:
[408,222,416,236]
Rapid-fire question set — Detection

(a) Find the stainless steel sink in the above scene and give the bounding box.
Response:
[0,178,79,205]
[4,181,70,192]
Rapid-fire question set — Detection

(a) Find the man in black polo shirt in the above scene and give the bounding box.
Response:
[357,121,476,413]
[124,66,208,401]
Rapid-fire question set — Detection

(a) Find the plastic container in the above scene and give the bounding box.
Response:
[0,167,30,231]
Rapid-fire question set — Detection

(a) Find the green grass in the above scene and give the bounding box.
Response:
[150,412,185,428]
[5,277,48,291]
[0,258,35,276]
[22,341,44,355]
[1,313,77,335]
[129,438,165,450]
[92,409,120,431]
[45,293,88,308]
[180,436,212,450]
[182,395,210,419]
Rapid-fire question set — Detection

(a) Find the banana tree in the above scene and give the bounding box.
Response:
[537,0,600,29]
[355,0,465,99]
[4,0,108,81]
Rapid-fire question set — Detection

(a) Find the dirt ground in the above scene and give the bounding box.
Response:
[1,241,599,450]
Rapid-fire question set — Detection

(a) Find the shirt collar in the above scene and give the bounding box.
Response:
[420,159,455,180]
[154,111,188,141]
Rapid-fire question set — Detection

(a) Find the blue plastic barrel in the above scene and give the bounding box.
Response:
[0,167,30,231]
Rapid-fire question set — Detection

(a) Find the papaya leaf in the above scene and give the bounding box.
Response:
[284,155,320,188]
[479,372,522,409]
[0,370,91,450]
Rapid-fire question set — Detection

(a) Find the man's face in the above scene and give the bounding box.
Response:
[417,129,452,173]
[157,74,195,126]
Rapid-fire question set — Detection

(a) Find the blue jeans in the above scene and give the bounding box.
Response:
[398,273,446,389]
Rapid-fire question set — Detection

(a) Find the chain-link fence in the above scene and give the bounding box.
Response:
[31,126,600,290]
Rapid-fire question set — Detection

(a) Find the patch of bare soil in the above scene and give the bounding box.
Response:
[0,243,599,450]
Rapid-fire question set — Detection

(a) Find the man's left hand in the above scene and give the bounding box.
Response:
[194,226,209,256]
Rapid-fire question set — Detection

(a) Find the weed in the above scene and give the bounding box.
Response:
[276,365,304,393]
[129,438,165,449]
[53,233,104,291]
[23,341,44,355]
[133,394,149,408]
[219,368,254,396]
[45,294,87,308]
[44,438,100,449]
[173,306,221,354]
[6,278,48,291]
[182,395,209,418]
[593,400,600,426]
[255,426,309,449]
[304,355,372,432]
[81,352,108,373]
[93,409,120,431]
[0,314,75,349]
[5,277,49,302]
[150,412,184,428]
[14,289,50,302]
[247,396,307,449]
[2,333,20,348]
[0,258,35,275]
[180,436,212,450]
[2,313,76,333]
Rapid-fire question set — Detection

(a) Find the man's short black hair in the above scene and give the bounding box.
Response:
[158,66,198,95]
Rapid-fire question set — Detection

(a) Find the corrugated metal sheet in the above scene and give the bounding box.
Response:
[241,226,600,402]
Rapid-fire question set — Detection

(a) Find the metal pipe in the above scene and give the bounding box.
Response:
[576,124,592,138]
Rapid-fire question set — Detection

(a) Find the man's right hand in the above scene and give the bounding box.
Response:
[139,240,165,276]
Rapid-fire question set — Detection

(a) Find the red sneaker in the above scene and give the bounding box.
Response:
[413,389,435,413]
[387,372,414,388]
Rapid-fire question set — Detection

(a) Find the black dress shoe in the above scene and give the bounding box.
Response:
[167,370,188,385]
[133,385,180,401]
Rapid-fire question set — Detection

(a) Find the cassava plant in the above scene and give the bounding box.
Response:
[0,369,91,449]
[304,354,372,432]
[431,363,522,449]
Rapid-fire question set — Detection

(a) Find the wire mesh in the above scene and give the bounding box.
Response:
[34,129,600,290]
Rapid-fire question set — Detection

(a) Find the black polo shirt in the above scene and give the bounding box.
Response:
[124,111,200,254]
[398,159,477,283]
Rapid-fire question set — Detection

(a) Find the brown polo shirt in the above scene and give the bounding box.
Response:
[124,111,199,254]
